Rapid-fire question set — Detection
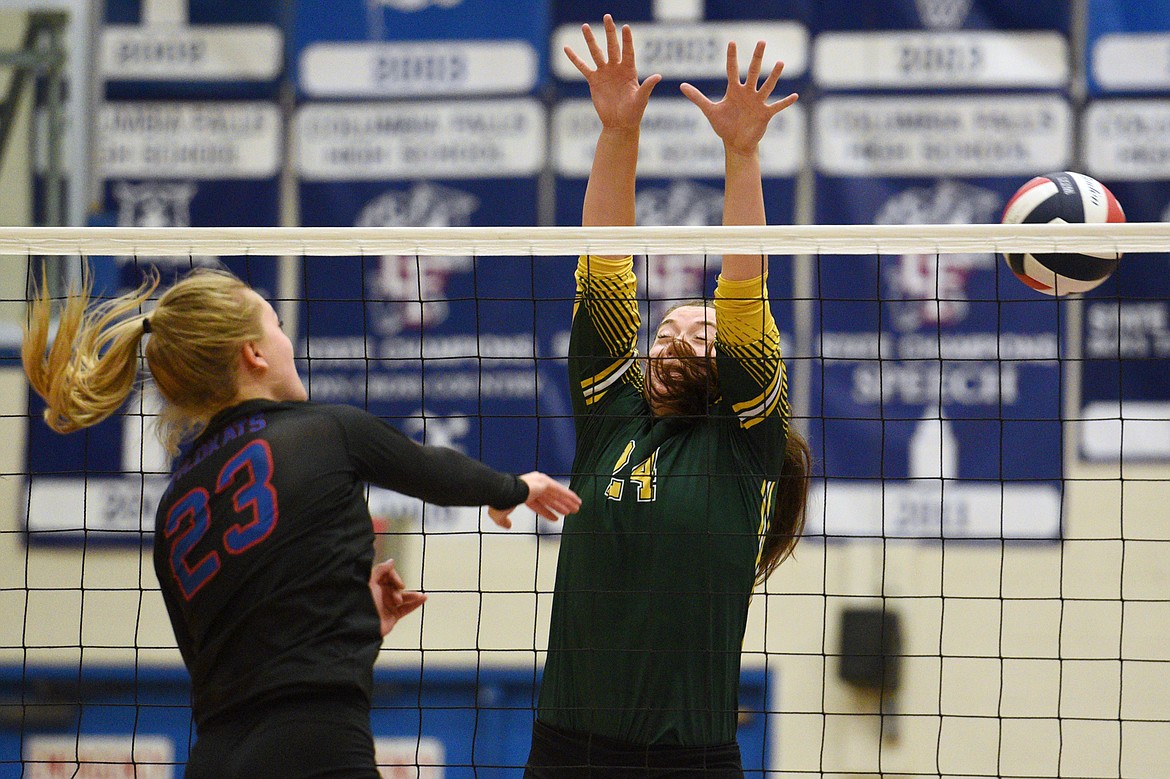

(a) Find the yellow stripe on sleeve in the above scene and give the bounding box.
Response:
[576,255,640,357]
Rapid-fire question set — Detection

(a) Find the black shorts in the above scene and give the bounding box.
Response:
[184,691,379,779]
[524,719,744,779]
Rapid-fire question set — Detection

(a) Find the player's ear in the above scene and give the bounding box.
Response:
[239,340,268,372]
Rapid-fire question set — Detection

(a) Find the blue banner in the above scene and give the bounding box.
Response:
[1087,0,1170,96]
[292,0,548,98]
[297,180,576,483]
[102,0,284,99]
[811,0,1068,31]
[809,175,1064,539]
[1079,99,1170,461]
[807,0,1075,540]
[25,99,282,543]
[294,98,569,521]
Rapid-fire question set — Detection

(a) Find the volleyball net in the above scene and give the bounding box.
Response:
[2,223,1169,777]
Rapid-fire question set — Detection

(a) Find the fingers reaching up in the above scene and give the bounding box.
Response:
[564,13,661,131]
[681,40,798,155]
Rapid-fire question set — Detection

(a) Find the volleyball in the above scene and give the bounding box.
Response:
[1000,171,1126,296]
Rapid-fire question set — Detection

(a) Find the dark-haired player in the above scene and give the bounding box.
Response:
[525,15,811,778]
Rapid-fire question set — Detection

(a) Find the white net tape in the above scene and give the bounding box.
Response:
[1,221,1168,255]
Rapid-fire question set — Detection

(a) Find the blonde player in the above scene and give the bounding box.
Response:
[24,268,580,778]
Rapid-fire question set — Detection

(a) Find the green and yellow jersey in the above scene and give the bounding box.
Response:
[538,254,790,747]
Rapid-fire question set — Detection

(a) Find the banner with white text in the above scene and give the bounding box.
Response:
[24,100,282,543]
[808,91,1073,539]
[102,0,284,99]
[294,98,570,532]
[293,0,549,99]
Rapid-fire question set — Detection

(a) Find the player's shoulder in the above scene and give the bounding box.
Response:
[271,401,384,431]
[234,400,370,440]
[585,381,647,420]
[254,400,362,419]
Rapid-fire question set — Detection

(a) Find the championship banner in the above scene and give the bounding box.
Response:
[552,95,804,410]
[811,0,1068,91]
[294,98,566,532]
[292,0,548,99]
[1079,100,1170,461]
[1087,0,1170,96]
[1080,3,1170,461]
[809,93,1073,540]
[23,100,282,543]
[102,0,284,99]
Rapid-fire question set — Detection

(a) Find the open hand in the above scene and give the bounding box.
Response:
[565,14,661,131]
[681,41,798,155]
[488,472,582,529]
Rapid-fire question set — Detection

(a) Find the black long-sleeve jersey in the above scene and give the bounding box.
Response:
[152,399,528,730]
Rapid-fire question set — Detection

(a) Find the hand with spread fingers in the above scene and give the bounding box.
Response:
[564,13,662,132]
[681,41,799,156]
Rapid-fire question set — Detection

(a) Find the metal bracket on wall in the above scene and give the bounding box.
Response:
[0,11,67,227]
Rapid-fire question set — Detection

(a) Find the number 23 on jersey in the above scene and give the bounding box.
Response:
[165,440,280,600]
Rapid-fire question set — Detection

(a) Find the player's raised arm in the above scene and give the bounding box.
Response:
[564,16,658,415]
[681,41,798,281]
[566,13,661,238]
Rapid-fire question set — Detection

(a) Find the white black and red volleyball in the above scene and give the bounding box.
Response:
[1001,171,1126,296]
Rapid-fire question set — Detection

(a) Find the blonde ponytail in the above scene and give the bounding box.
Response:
[23,265,264,457]
[23,267,157,434]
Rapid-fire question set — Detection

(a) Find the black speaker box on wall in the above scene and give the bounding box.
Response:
[839,607,902,690]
